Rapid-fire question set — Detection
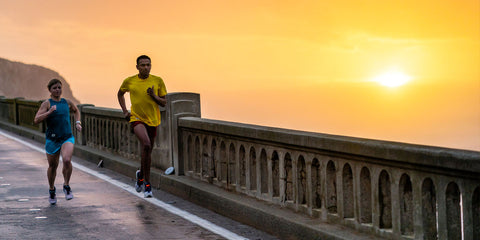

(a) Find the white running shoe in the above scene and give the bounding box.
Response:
[63,185,73,200]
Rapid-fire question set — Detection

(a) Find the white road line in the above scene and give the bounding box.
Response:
[0,130,248,240]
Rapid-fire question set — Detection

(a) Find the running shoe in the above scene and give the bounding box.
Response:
[135,170,144,193]
[49,187,57,205]
[144,182,153,198]
[63,185,73,200]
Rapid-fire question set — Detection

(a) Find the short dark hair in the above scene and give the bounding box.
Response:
[136,55,151,65]
[47,78,62,90]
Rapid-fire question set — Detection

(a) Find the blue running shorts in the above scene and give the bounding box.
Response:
[45,136,75,155]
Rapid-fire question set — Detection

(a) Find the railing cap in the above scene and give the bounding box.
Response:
[178,117,480,173]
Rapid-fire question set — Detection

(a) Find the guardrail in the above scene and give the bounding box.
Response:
[178,117,480,239]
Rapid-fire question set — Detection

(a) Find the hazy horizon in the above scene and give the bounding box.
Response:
[1,0,478,151]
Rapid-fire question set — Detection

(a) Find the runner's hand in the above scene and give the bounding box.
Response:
[147,85,155,96]
[49,105,57,113]
[75,123,82,132]
[124,112,131,122]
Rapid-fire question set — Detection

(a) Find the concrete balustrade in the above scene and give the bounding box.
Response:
[178,117,480,240]
[81,105,138,159]
[1,93,479,240]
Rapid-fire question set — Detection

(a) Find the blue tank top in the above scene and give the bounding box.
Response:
[45,98,73,142]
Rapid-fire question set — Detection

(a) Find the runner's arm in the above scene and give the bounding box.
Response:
[67,99,82,132]
[147,85,167,107]
[117,89,131,120]
[34,100,54,124]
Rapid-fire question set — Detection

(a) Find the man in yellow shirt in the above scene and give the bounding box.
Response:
[117,55,167,198]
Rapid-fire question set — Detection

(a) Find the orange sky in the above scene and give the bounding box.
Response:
[0,0,479,151]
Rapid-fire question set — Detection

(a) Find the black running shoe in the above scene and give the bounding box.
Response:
[135,170,144,193]
[144,182,153,198]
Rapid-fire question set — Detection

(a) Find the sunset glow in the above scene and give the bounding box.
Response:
[0,0,478,151]
[373,70,411,87]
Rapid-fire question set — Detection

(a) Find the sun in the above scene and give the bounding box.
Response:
[372,70,412,87]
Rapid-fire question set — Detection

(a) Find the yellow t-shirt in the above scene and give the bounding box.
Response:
[120,74,167,126]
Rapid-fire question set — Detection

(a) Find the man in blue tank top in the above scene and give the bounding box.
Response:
[34,79,82,205]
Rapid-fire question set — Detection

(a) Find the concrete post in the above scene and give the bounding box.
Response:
[13,97,24,126]
[436,180,447,239]
[412,175,424,240]
[462,185,473,240]
[390,173,400,237]
[77,104,95,146]
[165,92,201,176]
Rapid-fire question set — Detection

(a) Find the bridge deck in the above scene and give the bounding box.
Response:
[0,131,277,240]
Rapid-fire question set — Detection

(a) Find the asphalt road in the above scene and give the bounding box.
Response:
[0,131,278,240]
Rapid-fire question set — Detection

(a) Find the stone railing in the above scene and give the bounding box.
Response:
[0,97,45,131]
[1,93,479,240]
[0,93,200,170]
[80,105,139,159]
[177,118,480,240]
[0,97,15,124]
[78,103,177,170]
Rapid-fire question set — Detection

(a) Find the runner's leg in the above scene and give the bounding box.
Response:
[145,126,156,184]
[47,153,60,190]
[133,123,152,183]
[61,142,74,185]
